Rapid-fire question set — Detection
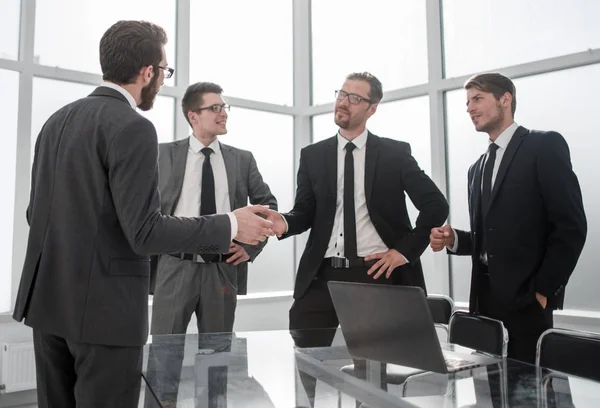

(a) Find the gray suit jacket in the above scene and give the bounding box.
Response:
[154,138,277,294]
[13,86,232,347]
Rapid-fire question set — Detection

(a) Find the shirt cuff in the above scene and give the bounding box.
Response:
[227,212,238,241]
[281,214,289,233]
[448,228,459,253]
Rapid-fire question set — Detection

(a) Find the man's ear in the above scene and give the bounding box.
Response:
[139,65,154,86]
[502,92,512,109]
[368,103,378,117]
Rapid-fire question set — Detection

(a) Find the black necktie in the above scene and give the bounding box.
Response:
[481,143,499,213]
[200,147,216,216]
[480,143,499,255]
[344,142,357,261]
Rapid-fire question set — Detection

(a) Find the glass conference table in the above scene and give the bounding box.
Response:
[141,328,600,408]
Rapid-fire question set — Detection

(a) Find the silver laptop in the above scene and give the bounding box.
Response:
[327,281,500,374]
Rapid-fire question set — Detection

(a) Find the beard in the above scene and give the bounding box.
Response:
[137,72,160,111]
[334,109,351,129]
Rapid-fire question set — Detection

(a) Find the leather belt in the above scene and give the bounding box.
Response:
[325,257,376,269]
[167,253,233,263]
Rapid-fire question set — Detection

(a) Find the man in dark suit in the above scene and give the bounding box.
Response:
[147,82,277,405]
[267,72,449,346]
[12,21,273,408]
[430,72,587,364]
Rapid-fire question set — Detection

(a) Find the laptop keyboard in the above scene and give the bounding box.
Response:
[445,356,477,369]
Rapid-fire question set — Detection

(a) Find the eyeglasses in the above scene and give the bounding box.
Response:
[158,66,175,79]
[335,90,372,105]
[194,104,230,113]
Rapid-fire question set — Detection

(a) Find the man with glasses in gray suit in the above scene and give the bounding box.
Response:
[147,82,277,406]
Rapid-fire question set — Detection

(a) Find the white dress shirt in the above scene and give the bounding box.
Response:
[325,130,390,259]
[173,136,237,241]
[450,122,520,261]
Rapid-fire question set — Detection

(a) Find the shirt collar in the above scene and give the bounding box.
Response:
[189,135,221,155]
[101,81,137,109]
[491,122,519,150]
[337,127,369,151]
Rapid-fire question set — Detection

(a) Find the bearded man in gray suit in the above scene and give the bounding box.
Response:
[14,22,273,408]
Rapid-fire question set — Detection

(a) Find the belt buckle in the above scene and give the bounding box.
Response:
[332,258,350,269]
[193,254,222,263]
[193,254,207,263]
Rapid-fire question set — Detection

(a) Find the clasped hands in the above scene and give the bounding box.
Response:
[232,205,276,246]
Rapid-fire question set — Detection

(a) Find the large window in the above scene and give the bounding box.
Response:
[0,70,19,313]
[221,107,294,293]
[443,0,600,77]
[189,1,293,105]
[138,96,176,144]
[312,97,447,293]
[446,64,600,309]
[0,1,20,60]
[311,0,428,105]
[34,0,176,86]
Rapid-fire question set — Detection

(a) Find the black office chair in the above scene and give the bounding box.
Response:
[426,294,455,326]
[399,311,508,399]
[448,311,508,357]
[536,328,600,382]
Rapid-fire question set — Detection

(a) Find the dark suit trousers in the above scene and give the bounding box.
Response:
[477,267,553,364]
[33,329,142,408]
[290,261,389,406]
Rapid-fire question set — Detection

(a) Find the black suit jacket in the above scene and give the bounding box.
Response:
[282,132,449,299]
[452,126,587,312]
[13,86,232,347]
[154,138,277,295]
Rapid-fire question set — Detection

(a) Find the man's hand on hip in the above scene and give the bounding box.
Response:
[226,243,250,266]
[365,249,407,280]
[233,205,274,245]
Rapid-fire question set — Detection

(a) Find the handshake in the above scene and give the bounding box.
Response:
[232,206,289,245]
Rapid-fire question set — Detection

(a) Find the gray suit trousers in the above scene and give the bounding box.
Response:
[150,255,239,335]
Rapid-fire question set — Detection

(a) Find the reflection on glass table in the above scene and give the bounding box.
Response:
[142,328,600,408]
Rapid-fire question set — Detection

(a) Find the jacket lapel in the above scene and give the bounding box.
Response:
[470,154,485,228]
[220,142,237,210]
[170,140,188,214]
[486,126,528,214]
[365,132,379,204]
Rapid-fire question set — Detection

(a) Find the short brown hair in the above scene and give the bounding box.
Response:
[100,20,167,85]
[181,82,224,126]
[346,72,383,104]
[464,72,516,116]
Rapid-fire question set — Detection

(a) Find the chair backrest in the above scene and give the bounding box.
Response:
[448,311,508,357]
[536,328,600,382]
[426,295,454,325]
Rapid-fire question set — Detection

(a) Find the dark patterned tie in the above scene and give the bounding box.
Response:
[200,147,216,216]
[344,142,357,260]
[480,143,499,255]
